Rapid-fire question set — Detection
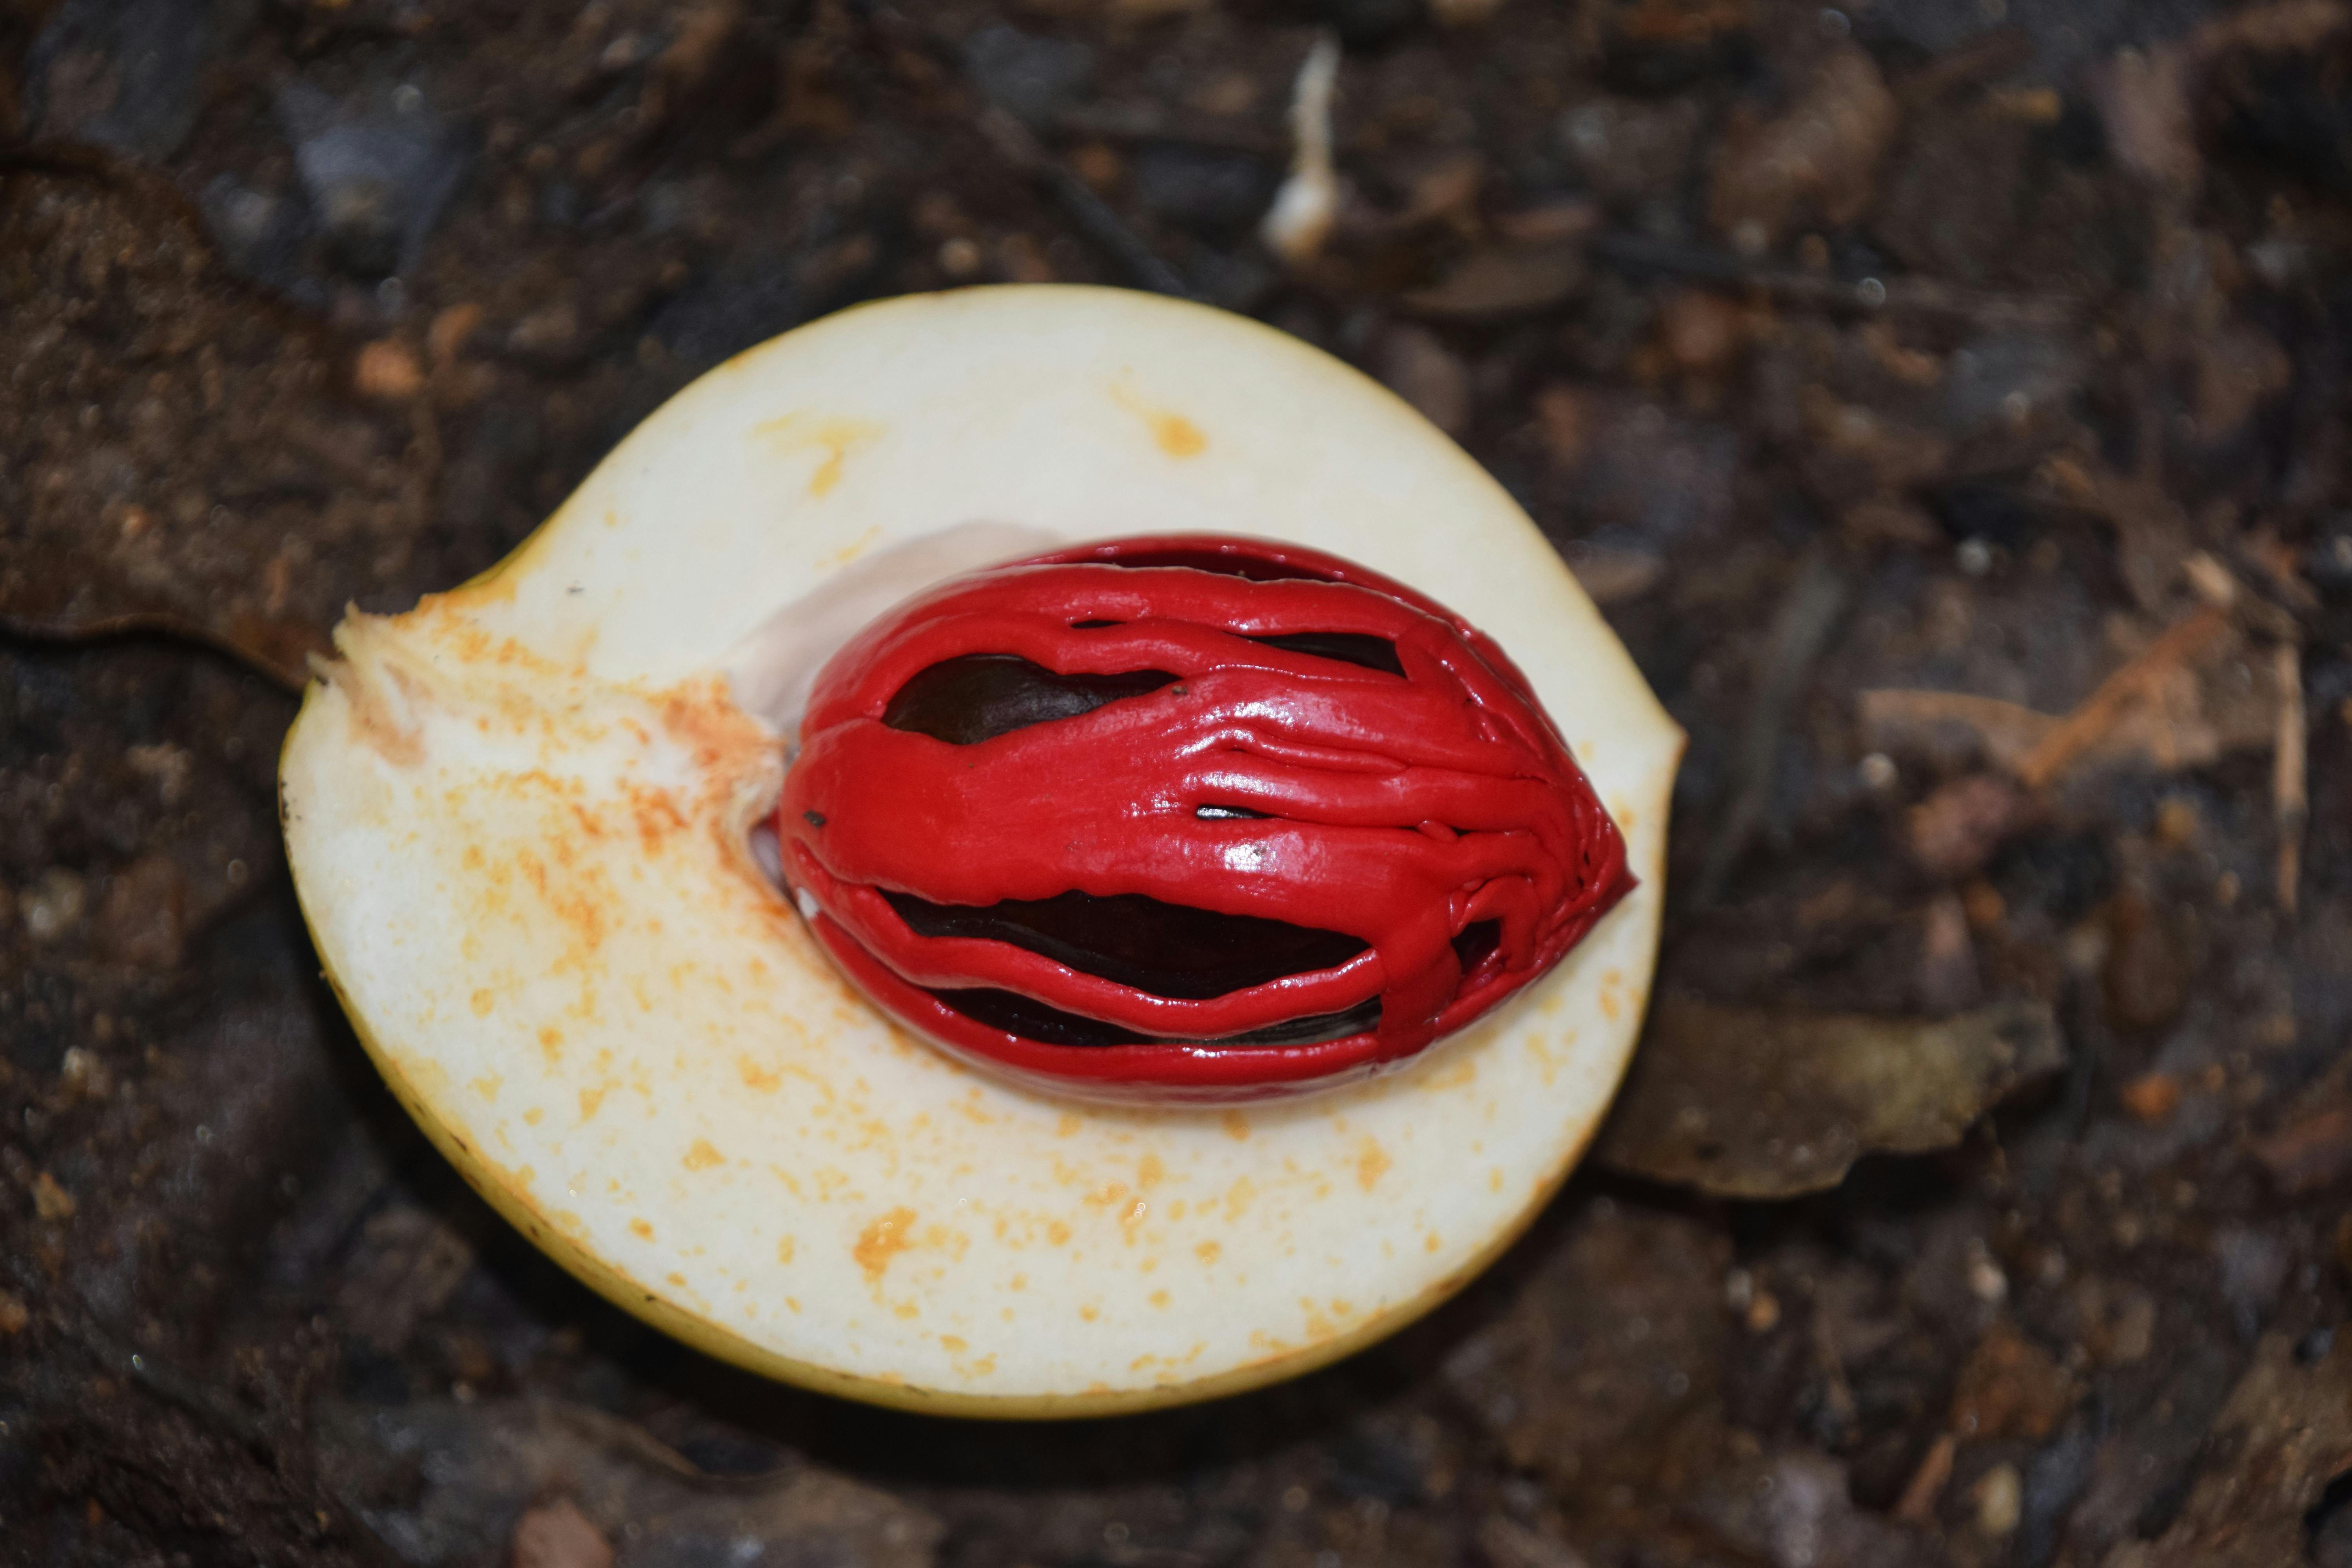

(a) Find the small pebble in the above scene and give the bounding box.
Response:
[1723,1267,1754,1312]
[2119,1070,2181,1124]
[355,339,425,400]
[1971,1462,2022,1536]
[19,869,86,944]
[1965,1238,2008,1305]
[938,237,983,279]
[1659,290,1746,375]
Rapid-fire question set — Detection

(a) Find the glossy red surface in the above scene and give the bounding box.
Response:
[778,535,1633,1102]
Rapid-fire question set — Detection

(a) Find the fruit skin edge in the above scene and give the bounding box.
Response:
[281,680,1675,1417]
[277,284,1684,1416]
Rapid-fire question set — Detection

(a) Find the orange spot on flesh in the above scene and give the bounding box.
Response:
[683,1138,725,1171]
[1111,382,1207,458]
[855,1207,918,1284]
[754,413,882,497]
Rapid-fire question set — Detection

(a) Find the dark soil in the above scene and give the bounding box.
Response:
[5,1,2352,1565]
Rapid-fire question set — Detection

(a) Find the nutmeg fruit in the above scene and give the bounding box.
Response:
[281,286,1682,1414]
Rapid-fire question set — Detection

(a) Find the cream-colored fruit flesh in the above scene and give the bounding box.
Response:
[280,285,1682,1416]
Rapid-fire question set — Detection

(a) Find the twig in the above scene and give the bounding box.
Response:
[1697,546,1850,903]
[1894,1432,1957,1523]
[2276,641,2307,916]
[1054,103,1285,158]
[979,107,1192,298]
[1587,231,2079,331]
[2014,607,2229,791]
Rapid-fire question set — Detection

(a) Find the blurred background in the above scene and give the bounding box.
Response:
[3,0,2351,1563]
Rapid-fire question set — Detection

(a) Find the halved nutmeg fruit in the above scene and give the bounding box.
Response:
[781,534,1634,1102]
[281,286,1682,1415]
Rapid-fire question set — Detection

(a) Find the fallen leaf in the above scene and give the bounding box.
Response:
[1595,998,2065,1198]
[1402,240,1585,318]
[2120,1332,2352,1566]
[0,163,423,688]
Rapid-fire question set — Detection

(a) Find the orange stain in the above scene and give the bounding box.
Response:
[1111,381,1207,458]
[855,1207,918,1283]
[754,413,883,497]
[683,1138,725,1171]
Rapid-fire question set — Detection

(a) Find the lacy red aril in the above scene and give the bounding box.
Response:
[778,534,1634,1102]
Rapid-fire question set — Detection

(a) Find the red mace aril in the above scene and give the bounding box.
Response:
[779,534,1635,1102]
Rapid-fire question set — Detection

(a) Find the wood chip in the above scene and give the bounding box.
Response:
[2016,607,2230,789]
[2276,641,2307,915]
[1893,1433,1955,1523]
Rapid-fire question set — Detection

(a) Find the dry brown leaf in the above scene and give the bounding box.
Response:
[1595,998,2064,1198]
[2120,1333,2352,1566]
[1401,240,1585,318]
